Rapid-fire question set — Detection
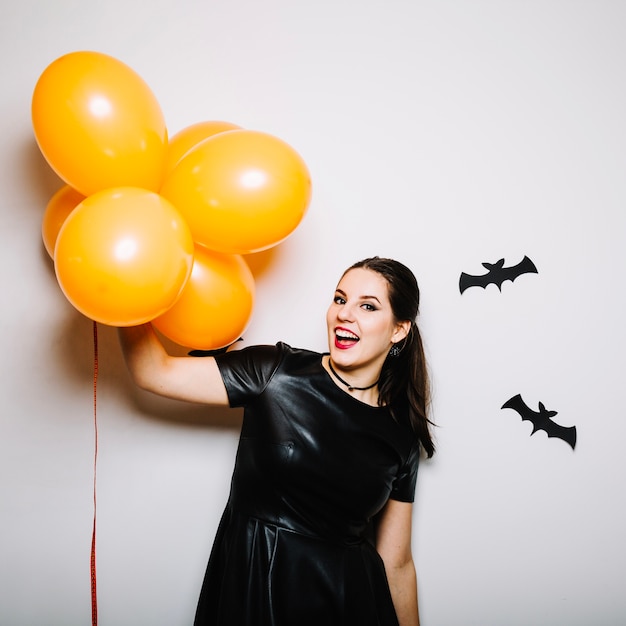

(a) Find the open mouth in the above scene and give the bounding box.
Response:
[335,328,359,349]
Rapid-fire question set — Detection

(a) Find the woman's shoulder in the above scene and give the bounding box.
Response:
[214,342,323,404]
[229,341,321,358]
[275,342,323,359]
[216,341,322,372]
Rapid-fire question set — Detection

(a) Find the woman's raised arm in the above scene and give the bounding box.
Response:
[118,323,229,406]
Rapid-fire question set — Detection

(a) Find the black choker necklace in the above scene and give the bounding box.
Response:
[327,359,379,392]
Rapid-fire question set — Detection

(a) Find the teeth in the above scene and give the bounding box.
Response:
[336,330,358,340]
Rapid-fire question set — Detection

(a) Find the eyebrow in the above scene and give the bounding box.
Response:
[335,288,382,304]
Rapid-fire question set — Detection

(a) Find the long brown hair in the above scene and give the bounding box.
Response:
[346,257,435,457]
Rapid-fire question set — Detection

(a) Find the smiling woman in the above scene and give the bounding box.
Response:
[325,265,412,402]
[117,256,435,626]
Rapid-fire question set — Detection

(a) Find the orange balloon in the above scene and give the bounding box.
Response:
[32,51,167,196]
[54,187,194,326]
[41,185,86,258]
[161,129,312,254]
[152,245,255,350]
[164,121,241,178]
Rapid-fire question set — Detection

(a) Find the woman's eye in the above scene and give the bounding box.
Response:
[334,296,346,305]
[361,303,376,311]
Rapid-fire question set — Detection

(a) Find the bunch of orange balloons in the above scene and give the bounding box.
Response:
[33,51,312,349]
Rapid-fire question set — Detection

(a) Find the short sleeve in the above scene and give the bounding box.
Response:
[388,441,420,503]
[214,343,284,407]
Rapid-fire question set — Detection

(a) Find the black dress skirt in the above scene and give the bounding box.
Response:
[193,343,420,626]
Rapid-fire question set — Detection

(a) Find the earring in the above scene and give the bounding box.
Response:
[389,343,401,357]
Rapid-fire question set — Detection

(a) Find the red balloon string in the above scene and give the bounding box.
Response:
[91,321,99,626]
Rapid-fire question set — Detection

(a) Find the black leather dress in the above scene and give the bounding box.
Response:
[193,343,420,626]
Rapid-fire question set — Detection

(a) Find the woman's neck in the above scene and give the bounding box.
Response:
[323,355,380,406]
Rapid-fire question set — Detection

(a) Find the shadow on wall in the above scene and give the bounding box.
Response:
[20,136,64,210]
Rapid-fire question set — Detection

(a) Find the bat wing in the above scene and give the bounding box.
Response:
[542,422,577,450]
[459,271,492,293]
[501,394,528,416]
[501,256,538,285]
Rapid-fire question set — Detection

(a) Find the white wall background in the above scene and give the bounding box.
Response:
[1,1,625,624]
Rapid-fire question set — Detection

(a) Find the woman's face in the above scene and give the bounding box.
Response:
[326,267,409,373]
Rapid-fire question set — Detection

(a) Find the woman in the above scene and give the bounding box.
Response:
[118,256,435,626]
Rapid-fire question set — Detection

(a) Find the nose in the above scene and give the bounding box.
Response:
[336,301,355,321]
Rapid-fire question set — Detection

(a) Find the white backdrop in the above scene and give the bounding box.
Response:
[1,1,625,624]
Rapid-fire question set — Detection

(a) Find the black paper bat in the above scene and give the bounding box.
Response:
[501,394,576,450]
[459,256,538,293]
